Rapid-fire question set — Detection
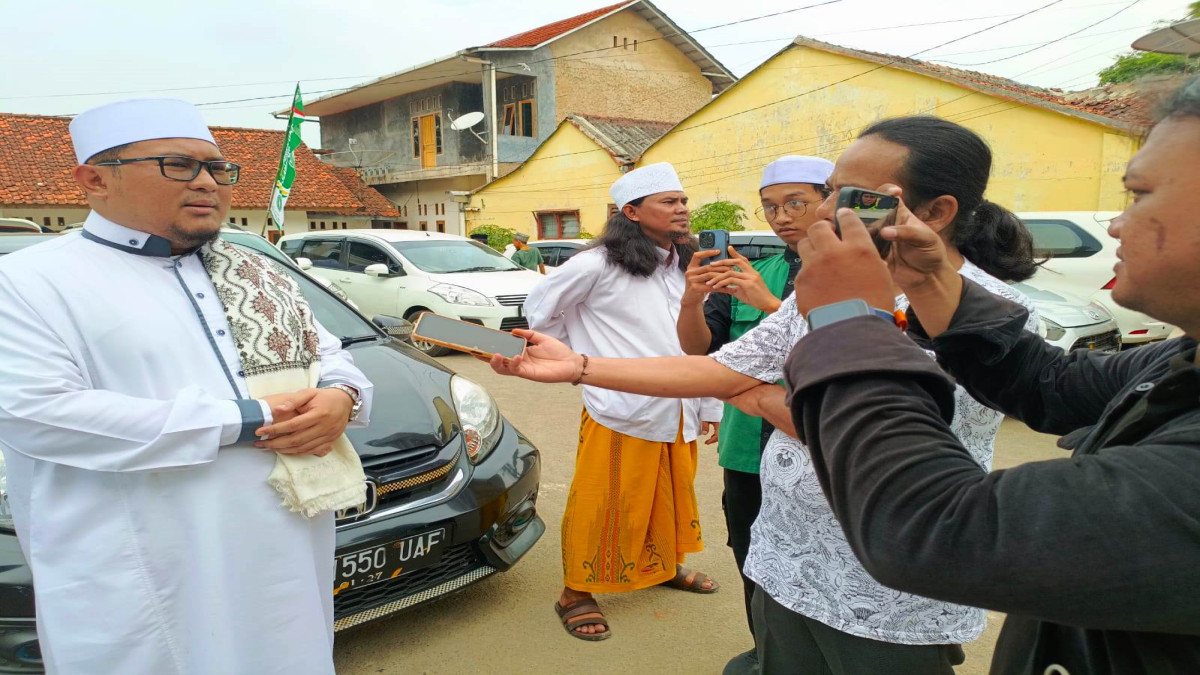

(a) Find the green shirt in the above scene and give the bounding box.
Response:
[713,253,793,474]
[511,246,543,271]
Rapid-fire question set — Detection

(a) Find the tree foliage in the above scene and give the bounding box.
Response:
[1098,52,1199,84]
[467,224,516,252]
[688,200,748,233]
[1096,5,1200,84]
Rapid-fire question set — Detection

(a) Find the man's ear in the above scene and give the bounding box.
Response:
[917,195,958,234]
[74,165,111,201]
[621,203,641,222]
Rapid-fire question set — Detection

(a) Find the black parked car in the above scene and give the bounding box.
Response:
[0,230,544,673]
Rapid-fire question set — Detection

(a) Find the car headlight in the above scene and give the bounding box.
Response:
[429,283,491,307]
[450,376,502,464]
[0,455,13,532]
[1040,317,1066,342]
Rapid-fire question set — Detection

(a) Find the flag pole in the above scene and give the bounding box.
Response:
[266,83,305,239]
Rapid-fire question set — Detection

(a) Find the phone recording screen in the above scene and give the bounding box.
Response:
[411,314,527,359]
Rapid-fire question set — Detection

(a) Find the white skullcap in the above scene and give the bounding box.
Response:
[760,155,834,190]
[69,98,217,164]
[610,162,684,209]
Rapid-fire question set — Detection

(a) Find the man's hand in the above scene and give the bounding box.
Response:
[253,388,354,457]
[701,421,720,445]
[875,186,956,293]
[682,249,723,305]
[260,390,319,426]
[794,208,895,318]
[488,329,584,383]
[706,247,781,313]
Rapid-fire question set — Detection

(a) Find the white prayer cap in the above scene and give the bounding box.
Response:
[69,98,217,164]
[760,155,834,190]
[610,162,684,209]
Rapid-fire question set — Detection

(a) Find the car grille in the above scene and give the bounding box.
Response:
[1070,330,1120,353]
[375,453,460,500]
[494,294,527,307]
[500,317,529,331]
[333,543,491,629]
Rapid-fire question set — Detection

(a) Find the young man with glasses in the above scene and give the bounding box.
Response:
[0,98,373,674]
[676,155,833,675]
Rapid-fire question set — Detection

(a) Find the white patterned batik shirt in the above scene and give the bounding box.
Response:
[711,260,1039,645]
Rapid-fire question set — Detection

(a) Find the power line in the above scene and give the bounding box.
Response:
[938,0,1142,66]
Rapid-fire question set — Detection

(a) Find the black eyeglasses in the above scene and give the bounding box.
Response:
[93,155,241,185]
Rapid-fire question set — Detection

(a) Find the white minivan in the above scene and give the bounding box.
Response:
[279,230,544,355]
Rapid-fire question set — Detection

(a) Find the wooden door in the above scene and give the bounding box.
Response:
[420,114,437,169]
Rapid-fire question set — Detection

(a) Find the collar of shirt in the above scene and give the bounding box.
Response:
[81,212,174,257]
[655,245,677,269]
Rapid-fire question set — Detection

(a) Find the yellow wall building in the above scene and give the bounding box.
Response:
[472,37,1150,240]
[467,115,672,238]
[643,38,1145,216]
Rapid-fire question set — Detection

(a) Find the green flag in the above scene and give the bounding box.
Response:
[269,84,305,232]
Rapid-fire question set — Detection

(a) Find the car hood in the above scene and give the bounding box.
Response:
[1011,282,1113,328]
[427,269,545,297]
[341,338,459,460]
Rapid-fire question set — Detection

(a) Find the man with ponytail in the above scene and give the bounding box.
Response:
[492,117,1040,673]
[781,76,1200,673]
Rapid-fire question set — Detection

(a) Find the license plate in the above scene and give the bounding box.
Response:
[334,527,448,595]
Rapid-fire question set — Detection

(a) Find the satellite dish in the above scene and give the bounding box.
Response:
[450,111,485,131]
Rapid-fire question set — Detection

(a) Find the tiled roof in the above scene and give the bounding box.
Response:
[567,114,674,162]
[483,1,633,48]
[325,166,400,217]
[0,112,398,216]
[792,37,1154,132]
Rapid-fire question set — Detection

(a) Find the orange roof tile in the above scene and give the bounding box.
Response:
[0,112,398,216]
[483,1,633,48]
[325,166,400,217]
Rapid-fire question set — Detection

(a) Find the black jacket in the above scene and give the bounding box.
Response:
[782,279,1200,675]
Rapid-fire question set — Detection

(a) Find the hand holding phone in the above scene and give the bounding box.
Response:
[411,313,527,359]
[698,230,730,265]
[833,187,900,258]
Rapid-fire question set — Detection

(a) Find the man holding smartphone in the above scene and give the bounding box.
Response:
[523,162,723,641]
[677,155,832,674]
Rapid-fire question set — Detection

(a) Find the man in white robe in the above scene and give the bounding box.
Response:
[0,99,373,674]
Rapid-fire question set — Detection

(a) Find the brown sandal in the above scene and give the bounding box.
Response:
[661,566,720,594]
[555,597,612,641]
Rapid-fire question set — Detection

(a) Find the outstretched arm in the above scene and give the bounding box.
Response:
[489,329,762,399]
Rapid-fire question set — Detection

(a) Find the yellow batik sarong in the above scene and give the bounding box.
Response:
[562,409,704,593]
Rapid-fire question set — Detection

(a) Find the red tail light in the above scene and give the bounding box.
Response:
[1102,277,1116,290]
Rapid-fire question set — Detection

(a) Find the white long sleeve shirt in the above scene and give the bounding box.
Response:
[0,213,373,675]
[524,245,721,443]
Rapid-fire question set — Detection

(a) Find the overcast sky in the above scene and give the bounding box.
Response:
[0,0,1189,148]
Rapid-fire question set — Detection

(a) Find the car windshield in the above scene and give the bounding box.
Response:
[222,232,381,342]
[391,239,521,273]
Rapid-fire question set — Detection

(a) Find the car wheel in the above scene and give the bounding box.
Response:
[407,311,452,357]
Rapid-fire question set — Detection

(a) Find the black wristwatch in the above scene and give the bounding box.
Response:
[807,299,896,331]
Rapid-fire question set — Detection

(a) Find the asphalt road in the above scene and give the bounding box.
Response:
[333,353,1065,675]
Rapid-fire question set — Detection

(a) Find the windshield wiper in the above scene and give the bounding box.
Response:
[451,266,504,273]
[340,335,381,348]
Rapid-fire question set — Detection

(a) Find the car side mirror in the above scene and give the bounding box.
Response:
[295,257,313,270]
[372,315,413,342]
[364,263,393,278]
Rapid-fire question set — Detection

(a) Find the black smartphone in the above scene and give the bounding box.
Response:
[411,313,527,359]
[834,187,900,257]
[698,229,730,265]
